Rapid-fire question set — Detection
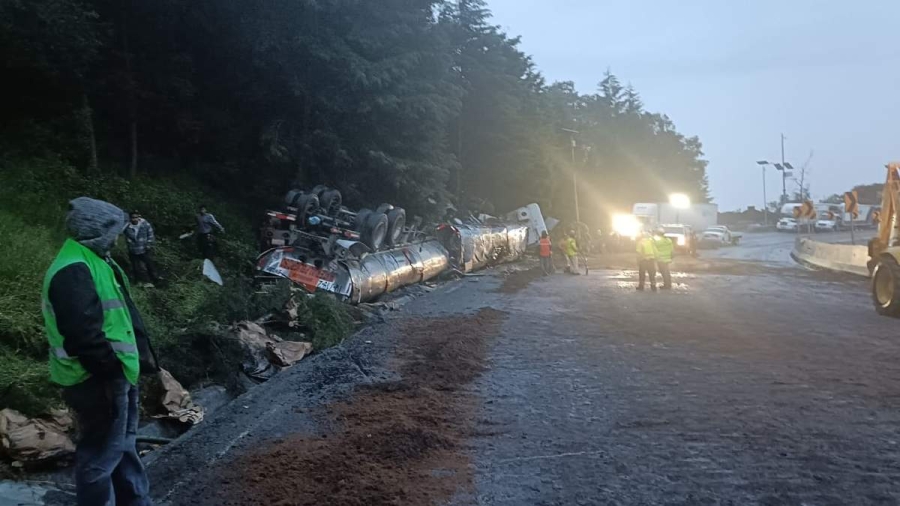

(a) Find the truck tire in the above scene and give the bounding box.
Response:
[361,212,389,250]
[311,185,328,198]
[319,189,342,217]
[385,207,406,246]
[872,255,900,317]
[354,208,373,231]
[285,189,303,208]
[376,203,394,214]
[294,193,319,227]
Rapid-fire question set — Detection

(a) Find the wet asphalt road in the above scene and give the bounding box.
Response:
[463,263,900,505]
[703,230,873,265]
[141,243,900,505]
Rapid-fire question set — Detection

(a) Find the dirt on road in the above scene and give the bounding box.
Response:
[205,308,506,506]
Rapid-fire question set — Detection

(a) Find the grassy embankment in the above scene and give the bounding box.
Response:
[0,156,351,416]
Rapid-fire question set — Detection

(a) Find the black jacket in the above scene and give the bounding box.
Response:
[48,261,160,379]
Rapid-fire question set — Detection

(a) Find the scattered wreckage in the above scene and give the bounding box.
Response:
[256,187,552,303]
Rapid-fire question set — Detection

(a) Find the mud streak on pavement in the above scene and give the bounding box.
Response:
[206,308,507,506]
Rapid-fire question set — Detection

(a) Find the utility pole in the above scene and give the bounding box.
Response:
[561,128,580,224]
[780,133,787,203]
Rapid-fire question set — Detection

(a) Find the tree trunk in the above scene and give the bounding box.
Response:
[82,93,98,173]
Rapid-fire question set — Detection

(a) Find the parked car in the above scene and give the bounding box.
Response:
[702,226,742,245]
[815,217,839,232]
[661,224,696,255]
[776,217,798,232]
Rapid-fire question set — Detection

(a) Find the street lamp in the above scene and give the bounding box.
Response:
[756,161,770,227]
[669,193,690,224]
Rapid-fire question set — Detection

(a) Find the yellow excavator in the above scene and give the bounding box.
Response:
[869,162,900,315]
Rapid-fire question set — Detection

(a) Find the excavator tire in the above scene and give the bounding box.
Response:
[872,254,900,317]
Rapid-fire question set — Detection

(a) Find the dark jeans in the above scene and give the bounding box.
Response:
[128,252,159,283]
[638,259,656,290]
[197,233,215,259]
[540,255,553,275]
[658,261,672,289]
[63,376,151,506]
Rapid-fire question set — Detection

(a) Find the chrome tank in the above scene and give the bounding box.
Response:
[341,240,450,304]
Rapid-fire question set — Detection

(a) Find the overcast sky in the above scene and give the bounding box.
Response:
[486,0,900,211]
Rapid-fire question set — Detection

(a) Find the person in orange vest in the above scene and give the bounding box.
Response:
[539,231,553,275]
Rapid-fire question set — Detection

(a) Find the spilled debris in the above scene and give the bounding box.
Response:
[0,409,74,466]
[201,308,508,506]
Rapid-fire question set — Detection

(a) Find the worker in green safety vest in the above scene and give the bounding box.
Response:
[42,197,159,506]
[635,230,658,291]
[653,228,675,290]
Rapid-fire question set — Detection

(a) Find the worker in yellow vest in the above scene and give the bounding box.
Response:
[563,230,580,275]
[635,230,658,291]
[42,197,158,506]
[653,228,675,290]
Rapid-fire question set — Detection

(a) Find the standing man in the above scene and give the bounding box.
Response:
[654,228,674,290]
[539,231,553,275]
[564,230,580,275]
[196,205,225,259]
[42,197,158,506]
[124,210,160,286]
[636,230,658,291]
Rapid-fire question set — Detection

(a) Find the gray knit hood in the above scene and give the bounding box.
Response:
[65,197,128,256]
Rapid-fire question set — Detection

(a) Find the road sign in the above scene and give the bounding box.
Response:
[801,200,816,219]
[844,191,860,219]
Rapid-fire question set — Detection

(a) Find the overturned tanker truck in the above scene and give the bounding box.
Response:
[256,187,549,303]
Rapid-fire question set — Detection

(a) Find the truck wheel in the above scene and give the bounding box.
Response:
[294,193,319,227]
[385,207,406,246]
[376,203,394,214]
[311,185,328,198]
[285,189,303,208]
[354,209,373,231]
[361,212,389,250]
[872,255,900,317]
[319,189,342,217]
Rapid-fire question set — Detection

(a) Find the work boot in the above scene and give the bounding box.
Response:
[636,286,644,291]
[650,285,657,292]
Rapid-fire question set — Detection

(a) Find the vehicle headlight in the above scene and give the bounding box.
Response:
[612,214,641,239]
[677,236,686,246]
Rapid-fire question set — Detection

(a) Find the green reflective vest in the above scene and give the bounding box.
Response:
[565,237,578,256]
[42,239,140,386]
[654,236,674,263]
[636,237,657,260]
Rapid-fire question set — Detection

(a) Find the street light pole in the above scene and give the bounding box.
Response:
[561,128,581,224]
[756,161,770,227]
[780,133,788,202]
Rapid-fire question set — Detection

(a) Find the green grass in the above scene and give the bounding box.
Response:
[0,155,354,416]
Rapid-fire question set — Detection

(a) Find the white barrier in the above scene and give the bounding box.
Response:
[791,237,869,277]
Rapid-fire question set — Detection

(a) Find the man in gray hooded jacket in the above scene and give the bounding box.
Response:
[43,197,158,506]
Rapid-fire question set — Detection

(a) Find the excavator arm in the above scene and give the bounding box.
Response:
[868,162,900,316]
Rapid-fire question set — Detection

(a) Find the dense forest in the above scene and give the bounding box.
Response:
[2,0,709,221]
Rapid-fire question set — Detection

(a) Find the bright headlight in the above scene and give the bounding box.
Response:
[612,214,641,239]
[677,236,686,246]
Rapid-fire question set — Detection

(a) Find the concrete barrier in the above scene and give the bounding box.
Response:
[791,237,869,277]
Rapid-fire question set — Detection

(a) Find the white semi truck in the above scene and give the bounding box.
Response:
[632,202,718,232]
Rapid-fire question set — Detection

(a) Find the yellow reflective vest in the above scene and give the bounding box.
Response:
[654,236,674,263]
[636,237,657,260]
